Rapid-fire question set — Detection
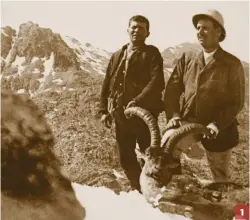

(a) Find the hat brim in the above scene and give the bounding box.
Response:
[192,14,226,42]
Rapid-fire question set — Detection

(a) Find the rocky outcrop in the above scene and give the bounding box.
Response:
[1,26,16,59]
[2,21,80,74]
[1,26,16,71]
[0,22,112,95]
[1,90,86,220]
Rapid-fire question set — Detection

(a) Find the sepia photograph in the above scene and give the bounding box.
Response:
[1,1,249,220]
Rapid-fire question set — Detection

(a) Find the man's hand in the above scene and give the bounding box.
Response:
[101,113,112,128]
[126,100,137,108]
[203,123,219,140]
[166,117,182,130]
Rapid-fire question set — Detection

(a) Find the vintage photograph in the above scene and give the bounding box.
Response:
[1,1,249,220]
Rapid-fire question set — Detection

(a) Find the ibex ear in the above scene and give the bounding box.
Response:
[135,148,146,160]
[135,148,146,168]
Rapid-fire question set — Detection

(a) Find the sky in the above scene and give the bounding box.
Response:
[1,0,249,62]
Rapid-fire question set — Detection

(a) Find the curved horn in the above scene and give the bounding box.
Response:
[124,107,161,148]
[163,123,210,153]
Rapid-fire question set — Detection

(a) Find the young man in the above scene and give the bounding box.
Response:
[164,9,245,183]
[99,15,165,191]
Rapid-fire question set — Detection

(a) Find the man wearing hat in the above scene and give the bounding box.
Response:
[163,9,245,183]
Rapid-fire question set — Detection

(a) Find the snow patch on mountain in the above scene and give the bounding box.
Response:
[62,36,110,75]
[42,53,54,76]
[1,29,9,37]
[12,56,25,75]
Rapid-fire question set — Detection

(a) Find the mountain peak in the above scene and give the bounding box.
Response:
[2,22,80,75]
[1,22,111,96]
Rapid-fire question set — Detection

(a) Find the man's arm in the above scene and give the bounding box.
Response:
[213,60,245,130]
[133,48,165,103]
[164,54,185,121]
[99,55,114,115]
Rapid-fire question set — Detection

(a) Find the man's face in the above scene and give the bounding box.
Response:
[196,19,221,50]
[127,20,149,44]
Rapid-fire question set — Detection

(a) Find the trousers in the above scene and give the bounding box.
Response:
[114,111,154,191]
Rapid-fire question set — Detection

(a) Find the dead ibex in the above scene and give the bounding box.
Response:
[124,107,248,218]
[1,90,86,220]
[124,106,214,201]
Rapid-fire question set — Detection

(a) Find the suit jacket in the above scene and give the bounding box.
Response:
[99,43,165,115]
[164,47,245,152]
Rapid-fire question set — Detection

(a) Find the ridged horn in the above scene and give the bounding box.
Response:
[124,107,161,148]
[163,123,210,153]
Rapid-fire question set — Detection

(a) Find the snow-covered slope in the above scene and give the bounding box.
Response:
[62,36,111,75]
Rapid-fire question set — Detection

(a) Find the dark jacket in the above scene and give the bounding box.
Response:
[164,47,245,152]
[99,43,165,115]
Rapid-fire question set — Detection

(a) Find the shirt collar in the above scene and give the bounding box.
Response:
[203,48,218,57]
